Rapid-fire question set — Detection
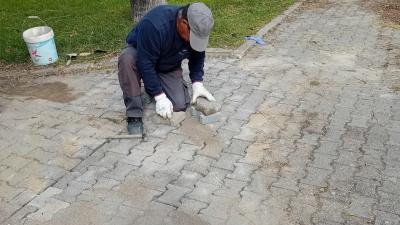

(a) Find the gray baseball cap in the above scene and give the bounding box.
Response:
[187,3,214,52]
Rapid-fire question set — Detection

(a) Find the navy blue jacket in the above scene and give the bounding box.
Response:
[126,5,205,96]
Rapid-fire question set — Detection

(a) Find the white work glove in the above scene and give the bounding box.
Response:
[191,82,215,103]
[155,93,173,119]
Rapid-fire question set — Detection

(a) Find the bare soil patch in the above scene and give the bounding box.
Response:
[363,0,400,26]
[301,0,331,9]
[1,81,81,103]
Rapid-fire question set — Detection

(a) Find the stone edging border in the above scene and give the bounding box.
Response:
[12,0,304,77]
[207,0,304,59]
[233,0,304,59]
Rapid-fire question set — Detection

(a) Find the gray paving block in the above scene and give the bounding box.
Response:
[300,167,331,187]
[194,98,221,116]
[157,184,191,207]
[184,155,215,176]
[226,163,258,182]
[224,139,250,156]
[200,195,239,220]
[178,198,208,214]
[374,210,400,225]
[378,191,400,215]
[27,198,70,222]
[199,112,221,124]
[345,194,375,220]
[170,111,187,126]
[185,182,220,202]
[29,187,62,208]
[212,153,242,171]
[173,170,202,189]
[309,153,335,170]
[2,1,400,224]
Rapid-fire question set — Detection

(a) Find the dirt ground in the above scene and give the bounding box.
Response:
[363,0,400,25]
[302,0,399,26]
[301,0,331,9]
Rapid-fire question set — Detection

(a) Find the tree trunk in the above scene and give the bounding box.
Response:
[130,0,167,23]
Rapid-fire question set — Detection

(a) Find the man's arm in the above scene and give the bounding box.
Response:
[188,51,215,103]
[136,20,174,119]
[136,20,163,97]
[188,51,205,83]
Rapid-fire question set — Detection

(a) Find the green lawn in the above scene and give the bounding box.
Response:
[0,0,295,64]
[170,0,295,48]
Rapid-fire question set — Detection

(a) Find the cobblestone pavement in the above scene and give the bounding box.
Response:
[1,0,400,224]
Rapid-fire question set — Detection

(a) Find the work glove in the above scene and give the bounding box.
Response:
[191,82,215,103]
[155,93,173,119]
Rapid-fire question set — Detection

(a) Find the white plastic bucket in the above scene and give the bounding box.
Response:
[23,26,58,65]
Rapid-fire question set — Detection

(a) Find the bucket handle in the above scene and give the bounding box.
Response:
[21,16,48,33]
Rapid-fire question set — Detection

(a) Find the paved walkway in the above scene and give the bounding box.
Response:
[1,0,400,224]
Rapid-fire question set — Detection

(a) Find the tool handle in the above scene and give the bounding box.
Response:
[21,16,48,33]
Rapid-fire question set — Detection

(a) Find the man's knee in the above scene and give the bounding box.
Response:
[118,53,135,69]
[173,101,189,112]
[168,88,190,112]
[119,47,138,68]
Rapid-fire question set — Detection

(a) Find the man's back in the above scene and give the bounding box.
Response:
[126,5,192,73]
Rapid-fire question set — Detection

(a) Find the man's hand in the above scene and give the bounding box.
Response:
[155,93,173,119]
[191,82,215,103]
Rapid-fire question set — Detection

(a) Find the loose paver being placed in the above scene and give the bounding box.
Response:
[1,0,400,224]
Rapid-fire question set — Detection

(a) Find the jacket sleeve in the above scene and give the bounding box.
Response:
[188,51,205,83]
[136,20,163,96]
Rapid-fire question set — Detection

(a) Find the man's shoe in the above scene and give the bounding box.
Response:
[127,117,144,135]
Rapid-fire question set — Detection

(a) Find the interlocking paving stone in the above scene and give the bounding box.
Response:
[1,0,400,224]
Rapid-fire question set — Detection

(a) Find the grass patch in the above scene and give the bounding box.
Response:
[1,0,133,64]
[1,0,295,64]
[170,0,295,48]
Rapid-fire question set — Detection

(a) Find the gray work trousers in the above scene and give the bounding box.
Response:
[118,46,190,118]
